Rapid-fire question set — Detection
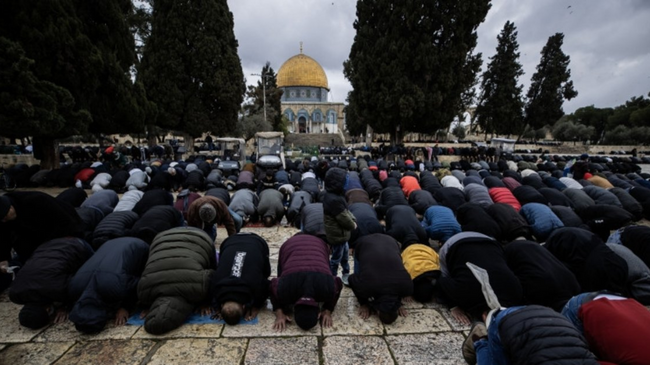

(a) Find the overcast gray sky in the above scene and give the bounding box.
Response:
[228,0,650,114]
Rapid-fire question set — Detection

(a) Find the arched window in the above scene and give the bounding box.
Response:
[313,109,323,122]
[284,109,294,122]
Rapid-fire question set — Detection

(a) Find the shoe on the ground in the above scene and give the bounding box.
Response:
[462,321,487,365]
[341,273,350,286]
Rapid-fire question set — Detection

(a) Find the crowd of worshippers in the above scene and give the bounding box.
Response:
[2,151,650,362]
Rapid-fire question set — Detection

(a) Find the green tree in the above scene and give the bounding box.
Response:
[0,0,101,168]
[74,0,148,139]
[568,105,612,143]
[235,112,272,142]
[551,117,594,143]
[245,62,283,132]
[140,0,245,139]
[452,125,466,140]
[524,33,578,130]
[344,0,490,143]
[475,21,524,137]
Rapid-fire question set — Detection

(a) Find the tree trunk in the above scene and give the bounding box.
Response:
[365,124,373,147]
[182,132,194,157]
[33,136,59,169]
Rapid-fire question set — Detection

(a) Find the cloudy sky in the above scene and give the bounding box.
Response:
[228,0,650,114]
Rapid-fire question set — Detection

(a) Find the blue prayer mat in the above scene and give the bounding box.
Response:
[127,310,259,326]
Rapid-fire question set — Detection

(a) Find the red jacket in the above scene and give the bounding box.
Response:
[400,176,421,199]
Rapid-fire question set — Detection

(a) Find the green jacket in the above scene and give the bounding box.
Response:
[137,227,216,334]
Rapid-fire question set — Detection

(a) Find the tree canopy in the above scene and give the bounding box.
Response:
[139,0,245,138]
[475,21,524,137]
[245,62,284,132]
[524,33,578,130]
[344,0,490,140]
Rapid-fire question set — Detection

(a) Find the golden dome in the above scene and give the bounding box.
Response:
[277,53,329,90]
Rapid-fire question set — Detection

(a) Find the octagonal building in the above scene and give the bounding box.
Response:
[277,47,345,134]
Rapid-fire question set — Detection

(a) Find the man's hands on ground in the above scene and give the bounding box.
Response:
[358,304,371,320]
[54,308,68,324]
[451,306,471,325]
[398,306,408,317]
[245,307,260,321]
[273,309,291,332]
[319,309,333,328]
[115,308,129,326]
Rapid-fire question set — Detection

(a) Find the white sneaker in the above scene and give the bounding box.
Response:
[342,274,350,286]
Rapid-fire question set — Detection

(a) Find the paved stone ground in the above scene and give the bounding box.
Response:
[0,222,471,365]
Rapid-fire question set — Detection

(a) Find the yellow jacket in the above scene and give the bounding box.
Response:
[401,244,440,280]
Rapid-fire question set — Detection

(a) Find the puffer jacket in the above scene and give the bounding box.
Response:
[538,188,574,207]
[68,237,149,333]
[89,173,112,191]
[113,190,144,212]
[125,169,148,191]
[10,237,94,306]
[132,189,174,217]
[456,203,501,239]
[346,188,373,206]
[408,189,437,215]
[582,186,622,207]
[137,227,216,334]
[422,205,461,243]
[129,206,183,244]
[400,175,421,199]
[588,175,614,189]
[441,175,463,191]
[418,170,442,194]
[578,204,635,241]
[345,171,364,192]
[235,170,255,190]
[542,176,567,191]
[502,177,522,192]
[609,187,643,221]
[489,187,521,212]
[550,206,584,228]
[464,183,493,208]
[375,186,409,219]
[432,187,466,213]
[519,203,564,242]
[81,189,118,217]
[287,191,313,225]
[562,188,595,211]
[620,225,650,268]
[205,187,231,206]
[323,168,356,246]
[560,177,583,190]
[401,243,440,280]
[300,177,321,201]
[486,203,532,242]
[56,187,88,208]
[349,203,384,249]
[629,186,650,219]
[385,205,428,248]
[92,211,140,249]
[359,169,382,201]
[301,203,325,237]
[513,185,548,206]
[498,305,598,365]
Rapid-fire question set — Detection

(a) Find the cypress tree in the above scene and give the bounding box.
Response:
[74,0,148,137]
[344,0,490,142]
[140,0,245,139]
[0,0,98,168]
[476,21,525,137]
[524,33,578,131]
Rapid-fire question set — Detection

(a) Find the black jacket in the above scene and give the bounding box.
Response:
[432,187,466,213]
[438,236,523,317]
[545,227,629,295]
[92,211,140,249]
[375,186,408,219]
[129,206,183,244]
[456,203,501,239]
[348,234,413,307]
[505,240,581,311]
[385,205,428,248]
[408,189,437,215]
[498,305,598,365]
[68,237,149,331]
[349,203,384,249]
[210,233,271,309]
[132,189,174,217]
[10,237,94,305]
[0,192,84,261]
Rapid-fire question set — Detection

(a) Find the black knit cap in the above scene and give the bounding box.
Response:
[293,303,319,330]
[0,196,11,220]
[19,304,50,329]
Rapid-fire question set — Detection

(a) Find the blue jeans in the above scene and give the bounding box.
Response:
[330,243,350,277]
[475,306,525,365]
[205,208,244,241]
[561,292,591,334]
